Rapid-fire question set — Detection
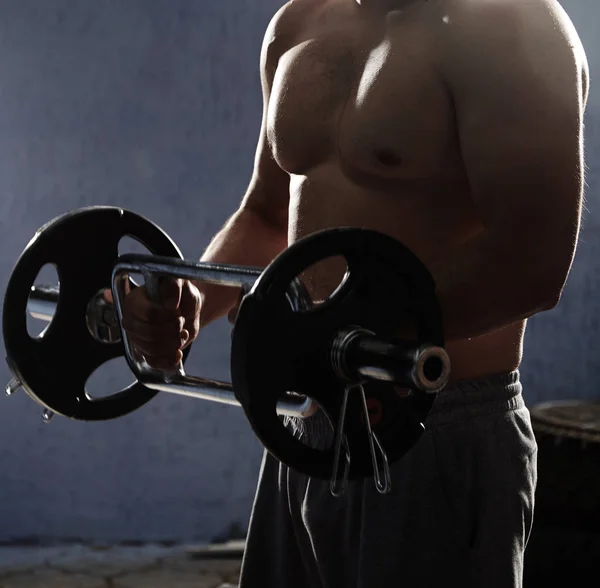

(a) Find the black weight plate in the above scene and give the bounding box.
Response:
[231,227,444,480]
[3,206,191,421]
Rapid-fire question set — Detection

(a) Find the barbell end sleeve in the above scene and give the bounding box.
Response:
[413,346,451,394]
[331,328,451,392]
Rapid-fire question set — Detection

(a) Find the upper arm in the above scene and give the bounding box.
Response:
[240,5,294,229]
[438,0,587,281]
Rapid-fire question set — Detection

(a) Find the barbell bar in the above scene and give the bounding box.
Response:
[19,275,313,416]
[18,257,448,418]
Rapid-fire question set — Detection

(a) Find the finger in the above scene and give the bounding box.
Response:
[129,317,186,348]
[143,351,183,370]
[178,281,199,313]
[157,278,183,312]
[122,314,185,340]
[131,336,186,357]
[128,334,185,358]
[123,297,180,323]
[181,329,190,347]
[179,283,201,336]
[104,278,136,304]
[183,315,200,345]
[141,346,184,360]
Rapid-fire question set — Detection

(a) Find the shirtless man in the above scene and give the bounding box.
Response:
[121,0,589,585]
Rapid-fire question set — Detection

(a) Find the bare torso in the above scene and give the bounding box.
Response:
[266,0,526,383]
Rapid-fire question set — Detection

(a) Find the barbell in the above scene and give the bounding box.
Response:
[3,206,451,493]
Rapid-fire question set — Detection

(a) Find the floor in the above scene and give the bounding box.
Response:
[0,542,244,588]
[2,526,599,587]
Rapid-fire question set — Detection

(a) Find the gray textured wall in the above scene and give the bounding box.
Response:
[0,0,598,544]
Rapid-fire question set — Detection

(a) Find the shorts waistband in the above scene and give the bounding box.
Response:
[425,370,523,427]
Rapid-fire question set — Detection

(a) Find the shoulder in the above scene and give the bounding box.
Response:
[260,0,326,80]
[441,0,579,24]
[437,0,586,56]
[436,0,588,102]
[263,0,320,51]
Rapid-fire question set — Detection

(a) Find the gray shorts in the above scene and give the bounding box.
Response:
[239,371,538,588]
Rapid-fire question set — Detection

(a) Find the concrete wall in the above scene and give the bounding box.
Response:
[0,0,598,543]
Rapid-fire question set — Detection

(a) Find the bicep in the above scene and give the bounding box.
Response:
[442,1,586,250]
[457,79,583,236]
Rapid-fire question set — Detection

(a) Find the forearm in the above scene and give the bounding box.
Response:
[430,230,564,341]
[194,206,288,327]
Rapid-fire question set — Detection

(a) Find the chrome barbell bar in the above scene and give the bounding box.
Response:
[22,265,314,417]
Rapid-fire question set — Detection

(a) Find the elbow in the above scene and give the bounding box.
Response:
[538,289,562,313]
[529,273,568,314]
[521,239,575,315]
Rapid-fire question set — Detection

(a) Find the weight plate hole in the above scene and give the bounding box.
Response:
[27,263,60,339]
[119,234,153,257]
[85,356,137,399]
[119,235,152,288]
[294,255,349,311]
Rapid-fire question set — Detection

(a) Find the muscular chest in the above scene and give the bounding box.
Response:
[267,18,459,178]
